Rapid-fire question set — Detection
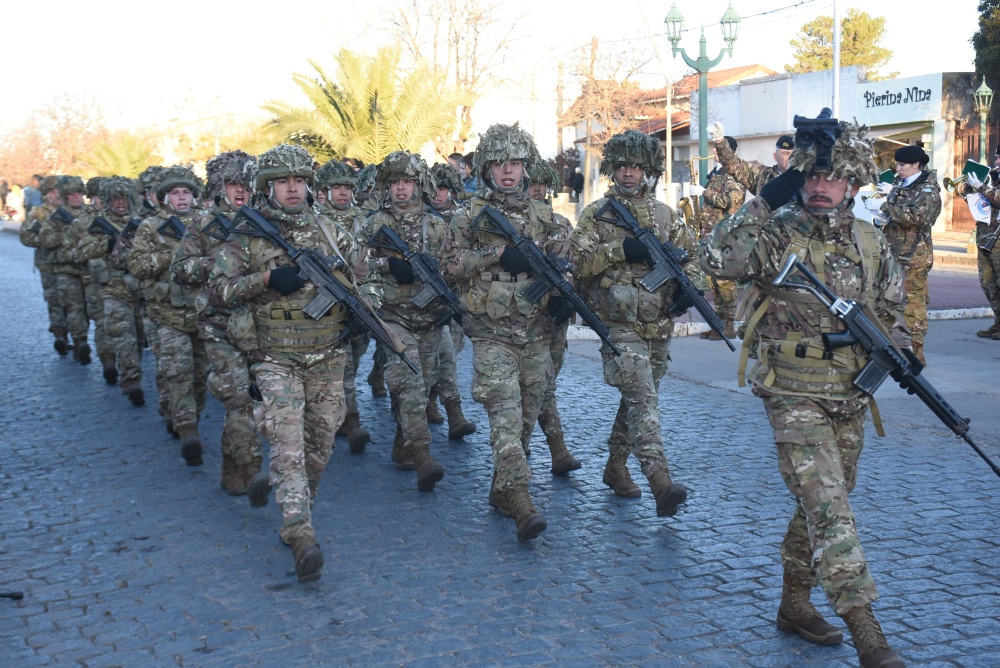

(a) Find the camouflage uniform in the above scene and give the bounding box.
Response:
[206,144,380,582]
[19,180,67,349]
[63,199,114,378]
[361,151,451,490]
[128,167,209,464]
[972,168,1000,337]
[879,170,941,363]
[441,123,566,541]
[572,130,695,517]
[171,151,263,494]
[699,166,746,327]
[714,135,782,196]
[700,119,909,666]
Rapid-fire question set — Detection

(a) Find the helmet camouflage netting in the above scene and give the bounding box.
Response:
[137,165,166,195]
[57,176,86,197]
[789,120,879,186]
[99,176,139,212]
[473,122,538,181]
[431,162,463,193]
[316,160,357,189]
[86,177,104,198]
[375,151,436,202]
[600,130,664,179]
[40,175,61,193]
[206,150,258,201]
[156,165,201,199]
[355,164,377,192]
[256,144,315,192]
[527,161,561,189]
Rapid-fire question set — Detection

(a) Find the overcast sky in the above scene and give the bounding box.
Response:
[4,0,981,155]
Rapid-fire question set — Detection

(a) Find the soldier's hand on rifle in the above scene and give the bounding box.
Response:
[498,246,531,276]
[759,168,805,210]
[387,257,416,284]
[547,296,574,325]
[622,237,652,266]
[345,313,367,338]
[890,348,924,384]
[667,289,702,317]
[266,266,306,296]
[709,121,725,142]
[107,237,117,253]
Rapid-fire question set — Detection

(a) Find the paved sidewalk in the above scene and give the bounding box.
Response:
[2,233,999,667]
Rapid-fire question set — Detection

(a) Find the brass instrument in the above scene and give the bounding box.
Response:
[943,175,968,193]
[677,155,711,231]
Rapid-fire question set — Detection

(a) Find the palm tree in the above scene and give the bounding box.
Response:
[262,46,465,164]
[84,132,161,178]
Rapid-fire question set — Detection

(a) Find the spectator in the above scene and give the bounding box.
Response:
[0,179,9,209]
[571,167,584,202]
[22,175,44,216]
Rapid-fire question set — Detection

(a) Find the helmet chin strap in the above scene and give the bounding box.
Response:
[486,174,527,194]
[612,177,644,197]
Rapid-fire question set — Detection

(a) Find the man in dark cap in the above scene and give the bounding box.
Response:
[872,144,940,364]
[709,122,794,195]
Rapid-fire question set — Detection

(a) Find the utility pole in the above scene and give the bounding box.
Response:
[583,36,597,206]
[557,62,564,156]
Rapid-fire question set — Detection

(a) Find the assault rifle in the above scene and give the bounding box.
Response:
[87,216,118,236]
[231,206,418,373]
[368,224,463,327]
[202,213,232,242]
[471,205,621,356]
[594,198,735,351]
[120,218,141,240]
[156,216,186,240]
[774,253,1000,479]
[52,207,75,225]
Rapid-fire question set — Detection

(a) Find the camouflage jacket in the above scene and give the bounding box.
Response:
[880,169,941,263]
[715,137,780,196]
[326,203,367,236]
[76,208,136,303]
[170,204,236,338]
[699,194,909,399]
[699,166,746,235]
[37,203,87,275]
[20,201,58,269]
[361,201,451,330]
[128,208,201,332]
[978,169,1000,233]
[442,189,570,345]
[206,201,380,365]
[572,187,697,340]
[433,199,465,226]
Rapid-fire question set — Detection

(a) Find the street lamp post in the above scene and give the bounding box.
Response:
[665,2,740,186]
[974,79,994,164]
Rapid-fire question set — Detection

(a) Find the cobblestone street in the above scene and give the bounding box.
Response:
[1,232,998,667]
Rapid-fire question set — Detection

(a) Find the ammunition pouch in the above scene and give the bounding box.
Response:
[253,298,346,353]
[753,336,867,397]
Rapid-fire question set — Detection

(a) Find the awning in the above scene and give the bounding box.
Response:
[871,123,934,145]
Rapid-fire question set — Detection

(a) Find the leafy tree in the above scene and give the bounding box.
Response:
[262,46,464,165]
[972,0,1000,87]
[785,9,898,80]
[84,132,161,178]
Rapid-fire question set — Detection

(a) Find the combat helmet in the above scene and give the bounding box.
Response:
[788,118,878,186]
[156,165,201,200]
[99,176,140,213]
[316,160,357,190]
[57,176,86,197]
[256,144,315,192]
[137,165,166,197]
[527,161,561,189]
[86,177,104,198]
[376,151,436,205]
[356,164,377,193]
[600,130,664,180]
[40,175,61,195]
[473,122,538,191]
[431,162,463,194]
[206,150,258,203]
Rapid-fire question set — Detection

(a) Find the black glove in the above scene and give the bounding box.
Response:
[667,289,702,317]
[622,237,652,266]
[890,348,924,384]
[345,313,368,338]
[759,168,805,211]
[498,246,531,276]
[248,382,263,402]
[267,266,306,296]
[387,256,415,284]
[107,237,117,253]
[547,296,574,325]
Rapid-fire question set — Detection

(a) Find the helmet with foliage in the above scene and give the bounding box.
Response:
[527,161,561,189]
[98,176,139,213]
[256,144,315,192]
[57,176,86,197]
[316,160,357,189]
[789,119,878,186]
[600,130,664,179]
[137,165,166,196]
[375,151,436,203]
[156,165,201,200]
[356,164,377,192]
[473,122,538,184]
[206,150,258,201]
[431,162,463,194]
[40,175,61,194]
[86,177,104,198]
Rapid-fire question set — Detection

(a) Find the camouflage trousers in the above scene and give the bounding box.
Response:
[83,277,110,356]
[385,324,441,452]
[39,270,66,332]
[155,322,208,435]
[253,350,346,544]
[450,321,465,355]
[471,338,551,492]
[977,245,1000,317]
[601,327,672,478]
[144,306,170,417]
[902,245,932,349]
[102,295,142,392]
[56,273,92,344]
[761,391,878,615]
[204,337,261,467]
[342,333,370,417]
[524,321,569,451]
[707,276,738,323]
[434,324,461,404]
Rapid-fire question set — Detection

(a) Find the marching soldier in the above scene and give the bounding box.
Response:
[700,116,908,668]
[571,130,692,518]
[710,122,794,195]
[966,146,1000,339]
[20,175,68,354]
